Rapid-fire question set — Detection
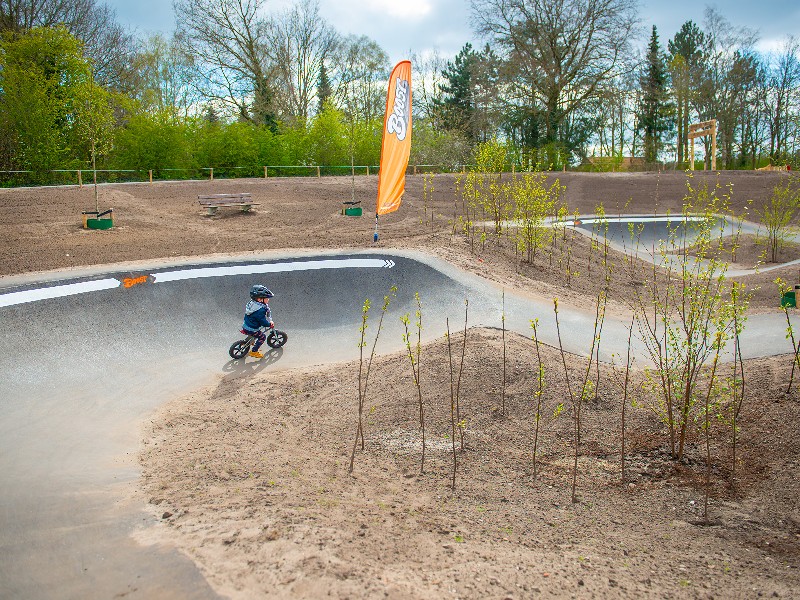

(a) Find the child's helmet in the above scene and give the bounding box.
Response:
[250,284,274,299]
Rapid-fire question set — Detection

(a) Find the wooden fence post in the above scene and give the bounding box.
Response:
[210,167,214,181]
[316,165,321,178]
[264,166,268,178]
[366,166,369,176]
[711,119,717,171]
[149,169,153,184]
[78,170,82,187]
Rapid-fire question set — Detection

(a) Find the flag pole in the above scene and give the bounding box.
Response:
[374,213,379,242]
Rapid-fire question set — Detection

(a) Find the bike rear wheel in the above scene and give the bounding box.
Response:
[229,338,252,359]
[267,330,288,348]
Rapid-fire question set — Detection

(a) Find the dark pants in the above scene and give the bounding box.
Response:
[246,328,267,351]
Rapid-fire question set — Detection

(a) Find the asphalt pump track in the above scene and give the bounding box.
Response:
[0,247,795,598]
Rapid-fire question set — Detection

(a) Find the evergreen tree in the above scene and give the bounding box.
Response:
[668,21,707,165]
[638,26,672,164]
[436,43,477,140]
[471,44,503,144]
[203,103,220,124]
[317,62,332,116]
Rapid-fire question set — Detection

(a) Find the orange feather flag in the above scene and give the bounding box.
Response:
[376,61,412,217]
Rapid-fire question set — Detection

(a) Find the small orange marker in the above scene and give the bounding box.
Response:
[122,275,149,288]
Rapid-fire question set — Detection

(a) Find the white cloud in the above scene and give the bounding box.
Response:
[364,0,433,19]
[755,37,789,55]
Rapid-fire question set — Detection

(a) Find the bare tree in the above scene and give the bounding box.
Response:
[692,7,758,168]
[330,34,390,122]
[0,0,55,30]
[409,48,445,123]
[471,0,638,145]
[739,57,769,169]
[130,33,200,120]
[265,0,338,121]
[595,77,628,157]
[173,0,276,127]
[764,36,800,161]
[721,51,761,168]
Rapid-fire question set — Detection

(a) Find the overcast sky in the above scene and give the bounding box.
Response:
[108,0,800,66]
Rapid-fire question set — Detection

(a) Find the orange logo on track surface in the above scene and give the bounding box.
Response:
[122,275,150,288]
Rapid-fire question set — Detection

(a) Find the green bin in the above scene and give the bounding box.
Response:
[344,206,362,217]
[781,291,796,308]
[86,217,113,230]
[83,208,113,229]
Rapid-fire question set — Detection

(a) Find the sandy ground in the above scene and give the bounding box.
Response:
[3,171,800,598]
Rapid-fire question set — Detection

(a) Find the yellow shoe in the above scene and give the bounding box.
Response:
[248,350,264,359]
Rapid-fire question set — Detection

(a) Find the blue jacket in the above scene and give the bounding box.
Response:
[243,300,272,332]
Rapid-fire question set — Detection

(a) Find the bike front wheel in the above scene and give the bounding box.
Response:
[266,330,288,348]
[229,338,252,359]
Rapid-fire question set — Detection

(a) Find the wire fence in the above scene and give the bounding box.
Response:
[0,163,483,188]
[0,160,719,188]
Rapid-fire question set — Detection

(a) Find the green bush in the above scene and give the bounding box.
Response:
[113,112,194,173]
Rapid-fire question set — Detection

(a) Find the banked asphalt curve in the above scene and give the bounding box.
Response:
[0,247,795,598]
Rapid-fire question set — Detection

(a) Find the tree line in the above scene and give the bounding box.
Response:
[1,0,798,181]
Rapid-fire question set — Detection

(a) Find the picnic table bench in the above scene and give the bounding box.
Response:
[198,193,260,215]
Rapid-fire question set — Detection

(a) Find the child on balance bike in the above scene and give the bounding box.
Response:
[241,284,274,359]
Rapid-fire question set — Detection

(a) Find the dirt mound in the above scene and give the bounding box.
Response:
[140,328,800,599]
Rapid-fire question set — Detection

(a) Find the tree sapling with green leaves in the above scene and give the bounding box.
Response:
[349,286,397,474]
[401,292,426,474]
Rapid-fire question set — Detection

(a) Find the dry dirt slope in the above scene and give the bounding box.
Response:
[139,328,800,599]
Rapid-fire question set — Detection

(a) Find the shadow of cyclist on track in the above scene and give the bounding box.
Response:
[221,346,284,379]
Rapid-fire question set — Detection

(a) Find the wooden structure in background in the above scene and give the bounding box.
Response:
[197,193,259,216]
[688,119,717,171]
[756,164,790,172]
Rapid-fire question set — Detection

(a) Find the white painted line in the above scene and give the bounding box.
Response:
[566,216,710,225]
[0,278,120,308]
[151,258,395,283]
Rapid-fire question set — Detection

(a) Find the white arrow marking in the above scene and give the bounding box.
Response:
[151,257,395,283]
[0,258,397,307]
[0,279,121,308]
